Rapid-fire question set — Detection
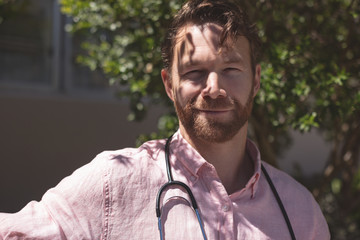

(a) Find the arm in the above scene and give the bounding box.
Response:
[0,154,109,240]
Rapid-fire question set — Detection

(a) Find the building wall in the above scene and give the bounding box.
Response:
[0,0,167,212]
[0,93,162,212]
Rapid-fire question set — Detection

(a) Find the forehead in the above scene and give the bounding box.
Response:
[173,23,251,65]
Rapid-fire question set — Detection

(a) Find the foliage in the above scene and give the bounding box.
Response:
[58,0,360,238]
[60,0,185,123]
[244,1,360,238]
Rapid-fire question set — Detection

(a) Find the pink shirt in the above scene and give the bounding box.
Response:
[0,131,330,239]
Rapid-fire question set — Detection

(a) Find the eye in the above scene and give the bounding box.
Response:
[182,70,206,80]
[222,68,242,78]
[223,67,240,73]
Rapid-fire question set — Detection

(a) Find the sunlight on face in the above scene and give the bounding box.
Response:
[171,23,256,143]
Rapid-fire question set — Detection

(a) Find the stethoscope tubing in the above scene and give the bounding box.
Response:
[156,135,207,240]
[156,180,198,218]
[261,164,296,240]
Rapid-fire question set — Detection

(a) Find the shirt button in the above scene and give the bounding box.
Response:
[222,204,230,212]
[190,176,196,182]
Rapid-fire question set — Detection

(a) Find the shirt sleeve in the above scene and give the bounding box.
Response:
[310,196,331,240]
[0,153,110,240]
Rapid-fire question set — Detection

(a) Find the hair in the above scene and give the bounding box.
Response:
[161,0,261,74]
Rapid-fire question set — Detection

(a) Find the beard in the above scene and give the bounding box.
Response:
[174,86,254,143]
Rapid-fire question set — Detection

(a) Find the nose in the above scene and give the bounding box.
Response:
[201,72,227,99]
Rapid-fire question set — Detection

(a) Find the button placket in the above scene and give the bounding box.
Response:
[201,163,234,238]
[219,201,233,240]
[222,204,230,212]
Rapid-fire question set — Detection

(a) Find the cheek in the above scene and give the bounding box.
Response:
[175,81,202,106]
[227,78,254,102]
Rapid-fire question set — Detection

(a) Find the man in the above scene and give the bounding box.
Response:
[0,0,330,239]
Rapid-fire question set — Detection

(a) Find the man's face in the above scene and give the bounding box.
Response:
[162,23,260,143]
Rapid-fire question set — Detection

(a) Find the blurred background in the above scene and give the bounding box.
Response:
[0,0,359,239]
[0,0,164,212]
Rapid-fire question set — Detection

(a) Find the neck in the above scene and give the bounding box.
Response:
[180,124,254,195]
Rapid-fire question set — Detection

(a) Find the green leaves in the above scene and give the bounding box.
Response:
[58,0,360,140]
[58,0,360,147]
[252,0,359,136]
[331,178,342,195]
[295,112,319,132]
[60,0,186,121]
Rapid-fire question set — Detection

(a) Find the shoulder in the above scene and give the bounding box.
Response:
[260,161,318,210]
[260,162,310,195]
[83,138,167,188]
[94,138,166,171]
[261,161,330,239]
[47,138,166,195]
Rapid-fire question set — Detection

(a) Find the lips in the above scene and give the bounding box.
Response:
[197,108,232,113]
[195,108,234,119]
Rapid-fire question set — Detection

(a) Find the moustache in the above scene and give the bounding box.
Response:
[189,96,237,110]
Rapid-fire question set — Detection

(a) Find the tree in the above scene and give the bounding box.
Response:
[60,0,184,137]
[243,1,360,238]
[59,0,360,238]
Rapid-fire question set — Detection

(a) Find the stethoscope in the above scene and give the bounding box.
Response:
[156,135,296,240]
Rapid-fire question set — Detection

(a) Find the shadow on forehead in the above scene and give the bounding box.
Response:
[175,24,228,66]
[174,25,246,70]
[178,33,194,65]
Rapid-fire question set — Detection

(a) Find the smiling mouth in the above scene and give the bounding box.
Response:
[197,109,232,115]
[197,107,232,112]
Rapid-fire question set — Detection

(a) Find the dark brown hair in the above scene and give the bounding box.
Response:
[161,0,261,74]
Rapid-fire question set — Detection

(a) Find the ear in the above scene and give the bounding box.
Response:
[161,69,174,102]
[252,64,261,97]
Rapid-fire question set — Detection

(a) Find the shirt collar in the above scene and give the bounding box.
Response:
[170,130,207,177]
[170,130,262,198]
[244,139,261,198]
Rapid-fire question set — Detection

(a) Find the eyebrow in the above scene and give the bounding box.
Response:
[180,55,244,69]
[181,59,203,68]
[222,54,245,64]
